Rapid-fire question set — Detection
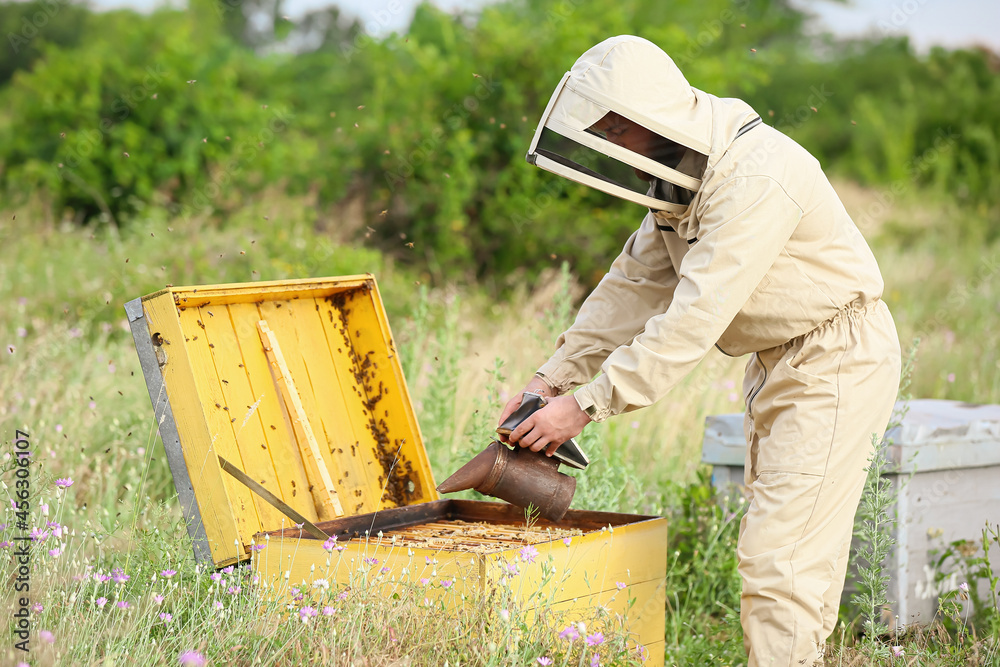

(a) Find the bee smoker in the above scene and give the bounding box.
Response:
[436,393,589,522]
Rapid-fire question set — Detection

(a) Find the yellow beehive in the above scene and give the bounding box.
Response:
[126,275,667,664]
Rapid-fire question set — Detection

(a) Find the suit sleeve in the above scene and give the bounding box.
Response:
[572,176,803,421]
[536,211,678,393]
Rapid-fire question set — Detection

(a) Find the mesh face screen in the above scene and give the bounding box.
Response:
[534,128,697,205]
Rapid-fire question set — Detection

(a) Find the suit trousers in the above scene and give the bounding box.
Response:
[738,298,901,666]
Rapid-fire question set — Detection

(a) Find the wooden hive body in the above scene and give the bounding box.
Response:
[127,276,667,664]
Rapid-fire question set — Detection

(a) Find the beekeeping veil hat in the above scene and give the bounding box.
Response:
[526,35,758,214]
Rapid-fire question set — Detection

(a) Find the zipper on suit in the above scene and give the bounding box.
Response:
[747,352,767,419]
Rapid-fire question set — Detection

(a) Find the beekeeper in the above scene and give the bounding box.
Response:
[499,35,901,666]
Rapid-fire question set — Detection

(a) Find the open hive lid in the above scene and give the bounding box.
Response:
[126,275,437,567]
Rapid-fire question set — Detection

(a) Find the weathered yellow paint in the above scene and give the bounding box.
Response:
[199,306,287,531]
[171,275,373,307]
[226,301,318,524]
[256,538,484,602]
[312,295,396,511]
[484,519,668,598]
[258,319,344,519]
[142,295,245,566]
[641,641,665,667]
[339,285,438,507]
[259,296,383,514]
[175,305,263,547]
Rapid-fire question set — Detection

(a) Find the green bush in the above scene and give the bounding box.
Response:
[1,0,998,278]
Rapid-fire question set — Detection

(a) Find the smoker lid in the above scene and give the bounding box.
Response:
[126,275,437,567]
[702,399,1000,473]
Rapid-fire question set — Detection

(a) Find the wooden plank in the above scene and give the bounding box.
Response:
[642,641,666,667]
[198,306,287,530]
[176,306,264,547]
[486,517,668,604]
[448,499,661,530]
[227,301,318,525]
[171,275,373,308]
[258,319,344,520]
[253,535,483,607]
[142,295,247,565]
[295,297,383,513]
[257,297,373,516]
[338,286,437,508]
[313,293,395,514]
[268,499,453,541]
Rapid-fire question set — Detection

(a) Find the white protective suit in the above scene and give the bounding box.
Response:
[527,36,902,665]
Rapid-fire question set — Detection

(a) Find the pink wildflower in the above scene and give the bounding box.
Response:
[519,544,539,564]
[221,566,234,574]
[32,603,43,613]
[0,541,10,548]
[336,591,349,601]
[419,577,430,586]
[959,582,970,593]
[159,612,173,622]
[39,630,54,644]
[210,573,222,583]
[440,579,453,589]
[537,658,553,666]
[586,632,604,647]
[322,606,336,616]
[116,601,130,610]
[299,606,318,621]
[94,573,111,583]
[559,625,580,641]
[55,478,74,489]
[179,651,207,667]
[111,568,130,584]
[96,597,108,608]
[48,547,62,557]
[29,528,50,542]
[364,557,379,565]
[154,594,165,605]
[213,601,224,611]
[322,536,338,550]
[227,585,241,595]
[160,569,177,578]
[250,544,266,551]
[616,581,627,590]
[891,646,904,658]
[563,537,572,547]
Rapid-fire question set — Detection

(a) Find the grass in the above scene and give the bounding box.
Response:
[1,184,999,665]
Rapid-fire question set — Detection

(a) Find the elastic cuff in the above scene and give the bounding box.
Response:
[573,385,612,423]
[535,360,575,394]
[534,372,557,393]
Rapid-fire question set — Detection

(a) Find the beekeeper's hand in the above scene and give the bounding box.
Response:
[507,395,591,457]
[496,376,557,442]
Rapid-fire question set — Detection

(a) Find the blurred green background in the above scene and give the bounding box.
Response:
[1,0,998,281]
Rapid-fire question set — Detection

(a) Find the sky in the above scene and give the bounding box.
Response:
[90,0,1000,53]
